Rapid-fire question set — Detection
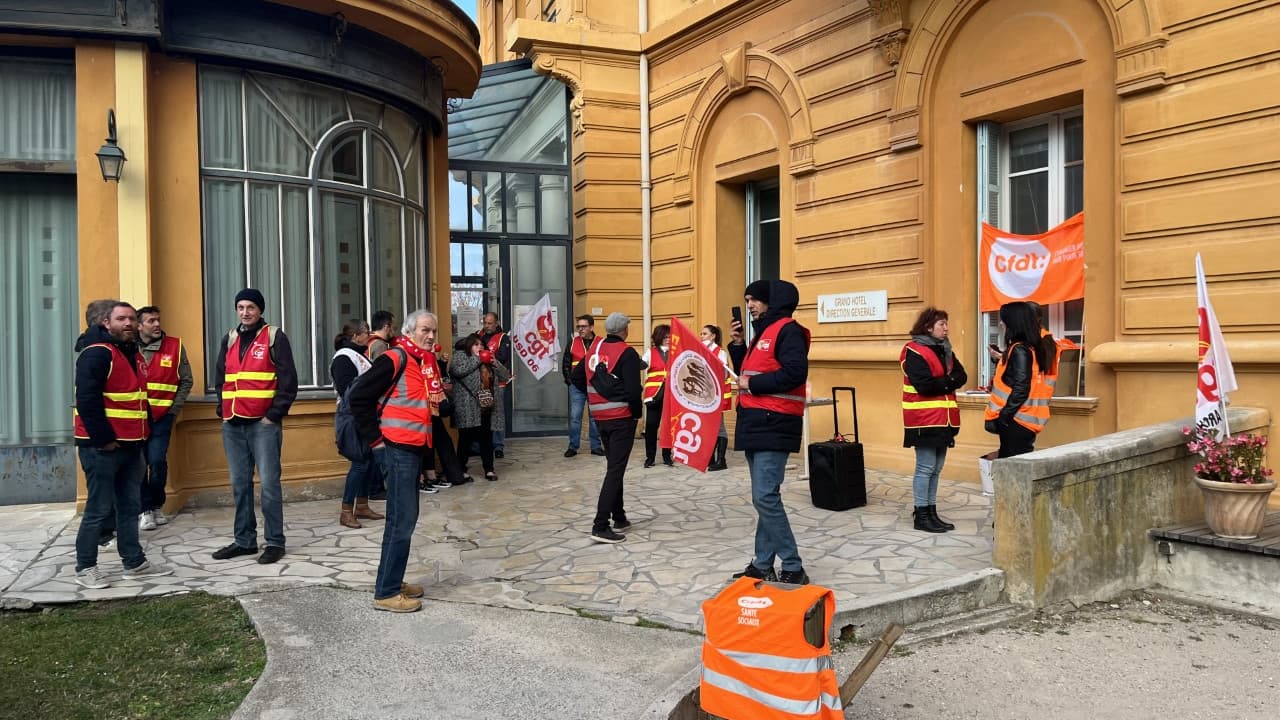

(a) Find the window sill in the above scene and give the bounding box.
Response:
[956,392,1099,416]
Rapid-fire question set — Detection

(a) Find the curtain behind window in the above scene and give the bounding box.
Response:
[0,58,75,163]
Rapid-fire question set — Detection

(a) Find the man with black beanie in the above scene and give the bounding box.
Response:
[212,288,298,565]
[727,279,811,585]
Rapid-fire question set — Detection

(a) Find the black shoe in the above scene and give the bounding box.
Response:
[928,505,956,531]
[453,474,474,485]
[212,543,259,560]
[368,489,387,501]
[591,528,626,544]
[661,450,674,467]
[778,569,810,585]
[913,507,948,533]
[494,449,504,459]
[257,546,286,564]
[613,519,631,532]
[419,481,439,494]
[564,449,578,457]
[732,563,777,581]
[590,447,605,457]
[707,437,729,471]
[485,472,498,482]
[643,458,655,468]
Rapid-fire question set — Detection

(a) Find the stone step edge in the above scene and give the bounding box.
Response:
[898,603,1033,647]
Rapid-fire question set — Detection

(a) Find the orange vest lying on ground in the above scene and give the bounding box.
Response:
[700,576,843,720]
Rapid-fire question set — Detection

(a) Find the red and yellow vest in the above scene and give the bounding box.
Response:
[74,343,150,442]
[700,576,843,720]
[984,342,1052,433]
[586,340,633,422]
[738,318,810,416]
[642,347,667,403]
[900,341,960,430]
[146,334,183,421]
[569,335,603,372]
[221,325,278,420]
[379,348,432,448]
[485,331,510,387]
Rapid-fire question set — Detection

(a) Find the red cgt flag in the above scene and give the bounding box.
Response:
[659,317,728,472]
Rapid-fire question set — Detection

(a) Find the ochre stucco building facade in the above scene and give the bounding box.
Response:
[494,0,1280,480]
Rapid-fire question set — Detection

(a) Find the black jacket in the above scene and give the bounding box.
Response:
[213,320,299,424]
[992,344,1033,430]
[570,335,643,420]
[74,325,145,447]
[728,280,809,453]
[330,339,368,397]
[479,328,512,367]
[561,334,599,390]
[348,348,424,453]
[901,343,967,448]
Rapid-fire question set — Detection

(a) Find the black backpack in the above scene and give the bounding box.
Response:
[334,349,407,462]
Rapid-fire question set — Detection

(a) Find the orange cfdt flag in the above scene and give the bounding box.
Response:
[980,212,1085,312]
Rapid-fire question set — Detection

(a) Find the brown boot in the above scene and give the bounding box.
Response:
[339,503,361,529]
[354,497,385,520]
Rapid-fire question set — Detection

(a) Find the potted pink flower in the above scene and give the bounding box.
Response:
[1183,425,1275,539]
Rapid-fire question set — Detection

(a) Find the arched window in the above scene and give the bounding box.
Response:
[198,67,426,389]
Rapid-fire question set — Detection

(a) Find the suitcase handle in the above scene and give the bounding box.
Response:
[830,386,859,442]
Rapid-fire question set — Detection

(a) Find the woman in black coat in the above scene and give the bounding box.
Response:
[901,308,967,533]
[985,302,1054,458]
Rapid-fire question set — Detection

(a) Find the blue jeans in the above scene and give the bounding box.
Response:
[142,413,175,512]
[222,420,285,549]
[492,428,505,452]
[746,449,802,573]
[75,444,146,571]
[912,445,949,507]
[567,385,601,452]
[342,455,378,504]
[373,444,421,599]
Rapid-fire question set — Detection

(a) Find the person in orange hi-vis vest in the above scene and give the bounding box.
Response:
[727,280,812,586]
[642,323,673,468]
[984,301,1055,458]
[700,576,843,720]
[561,314,604,457]
[135,305,193,533]
[72,300,173,590]
[212,288,299,566]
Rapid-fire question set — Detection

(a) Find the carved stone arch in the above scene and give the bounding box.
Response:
[886,0,1167,151]
[529,51,586,135]
[671,47,814,206]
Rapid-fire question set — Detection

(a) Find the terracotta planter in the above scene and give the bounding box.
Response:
[1194,476,1277,540]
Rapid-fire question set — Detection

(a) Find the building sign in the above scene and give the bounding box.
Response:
[817,290,888,323]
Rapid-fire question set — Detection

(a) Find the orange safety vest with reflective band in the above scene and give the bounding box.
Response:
[146,334,183,421]
[586,341,633,422]
[379,348,432,448]
[221,325,278,420]
[712,345,734,412]
[738,318,811,416]
[900,341,960,429]
[74,343,150,442]
[643,347,667,403]
[569,335,602,372]
[1040,329,1061,395]
[984,342,1052,433]
[700,576,843,720]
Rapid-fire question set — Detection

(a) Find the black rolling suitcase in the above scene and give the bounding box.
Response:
[807,386,866,510]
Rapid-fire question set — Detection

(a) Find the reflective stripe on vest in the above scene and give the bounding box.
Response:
[738,318,811,416]
[74,343,149,441]
[379,348,431,447]
[984,342,1051,433]
[642,347,667,402]
[900,341,960,429]
[586,340,633,421]
[146,334,183,420]
[569,335,602,370]
[222,325,278,419]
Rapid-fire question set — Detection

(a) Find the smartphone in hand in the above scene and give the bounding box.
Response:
[731,306,742,325]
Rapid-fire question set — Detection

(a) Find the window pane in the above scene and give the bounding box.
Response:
[505,172,536,233]
[318,192,367,349]
[382,105,418,159]
[1009,124,1049,173]
[449,170,470,230]
[248,183,283,322]
[348,94,383,127]
[281,186,313,386]
[474,172,499,232]
[321,132,363,185]
[199,68,243,169]
[450,241,463,276]
[369,200,404,316]
[371,138,401,194]
[1009,171,1048,234]
[464,243,484,277]
[538,174,569,235]
[1064,164,1083,218]
[1064,116,1083,164]
[246,86,308,176]
[202,179,246,389]
[404,146,421,204]
[760,185,780,222]
[405,210,425,309]
[254,73,347,146]
[0,58,75,163]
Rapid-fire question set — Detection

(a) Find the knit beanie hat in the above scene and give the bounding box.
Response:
[744,280,771,304]
[235,288,266,312]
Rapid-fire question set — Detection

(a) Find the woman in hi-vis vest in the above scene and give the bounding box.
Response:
[642,324,672,468]
[984,302,1056,458]
[900,308,967,534]
[699,324,735,472]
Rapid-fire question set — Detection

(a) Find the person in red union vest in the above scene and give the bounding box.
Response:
[561,314,604,458]
[136,306,193,532]
[73,300,173,589]
[727,280,811,585]
[479,312,511,458]
[212,288,299,565]
[900,307,967,534]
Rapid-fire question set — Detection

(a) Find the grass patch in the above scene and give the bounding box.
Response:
[0,593,265,720]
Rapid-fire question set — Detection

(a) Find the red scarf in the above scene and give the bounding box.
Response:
[395,336,446,406]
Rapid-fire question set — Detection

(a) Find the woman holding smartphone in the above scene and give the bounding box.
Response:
[984,301,1054,458]
[901,307,966,533]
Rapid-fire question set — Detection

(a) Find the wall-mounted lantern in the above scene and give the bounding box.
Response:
[95,109,127,182]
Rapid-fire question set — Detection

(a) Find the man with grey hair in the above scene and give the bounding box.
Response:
[572,311,643,543]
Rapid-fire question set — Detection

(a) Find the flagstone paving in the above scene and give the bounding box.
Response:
[0,439,993,628]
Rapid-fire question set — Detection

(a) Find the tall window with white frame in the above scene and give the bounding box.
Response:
[197,67,428,390]
[977,109,1085,394]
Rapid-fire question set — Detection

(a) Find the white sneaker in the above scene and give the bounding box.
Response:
[121,560,173,580]
[139,511,157,531]
[153,509,169,526]
[75,566,110,590]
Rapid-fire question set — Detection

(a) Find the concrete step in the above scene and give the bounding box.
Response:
[899,602,1032,647]
[831,567,1006,643]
